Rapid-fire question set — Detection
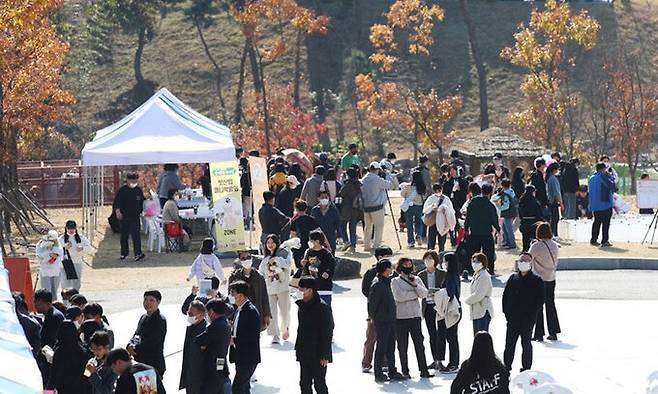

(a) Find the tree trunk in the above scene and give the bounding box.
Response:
[134,26,146,88]
[257,56,272,156]
[195,20,227,123]
[293,30,303,108]
[459,0,489,131]
[234,41,249,124]
[629,164,637,194]
[247,39,262,93]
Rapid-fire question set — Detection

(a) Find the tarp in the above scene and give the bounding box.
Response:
[81,88,235,166]
[0,255,42,394]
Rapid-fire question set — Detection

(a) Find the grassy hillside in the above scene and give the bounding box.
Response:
[59,0,658,155]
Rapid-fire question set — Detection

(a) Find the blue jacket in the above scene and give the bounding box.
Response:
[588,171,615,212]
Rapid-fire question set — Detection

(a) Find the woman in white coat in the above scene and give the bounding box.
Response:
[464,252,494,334]
[259,234,293,344]
[58,220,91,291]
[36,230,64,298]
[422,183,456,252]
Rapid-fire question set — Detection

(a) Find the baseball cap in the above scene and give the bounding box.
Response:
[369,161,381,170]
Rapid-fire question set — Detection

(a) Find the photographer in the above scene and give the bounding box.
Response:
[361,162,397,251]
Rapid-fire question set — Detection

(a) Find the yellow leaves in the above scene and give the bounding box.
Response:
[262,40,287,62]
[369,24,395,49]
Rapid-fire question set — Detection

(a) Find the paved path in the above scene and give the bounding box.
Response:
[99,272,658,393]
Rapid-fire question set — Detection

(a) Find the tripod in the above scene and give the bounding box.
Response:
[385,190,403,250]
[642,210,658,245]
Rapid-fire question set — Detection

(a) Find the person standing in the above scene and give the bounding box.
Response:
[502,253,545,372]
[511,167,526,202]
[157,163,185,208]
[58,220,91,291]
[443,165,469,246]
[258,190,290,251]
[423,183,456,252]
[464,183,500,275]
[240,157,253,229]
[369,259,407,382]
[589,162,616,247]
[360,246,394,373]
[361,162,397,251]
[229,251,272,331]
[34,289,64,385]
[545,162,563,238]
[107,348,165,394]
[83,303,115,348]
[276,175,300,218]
[229,280,262,394]
[86,331,117,394]
[128,289,167,377]
[418,251,446,370]
[301,166,326,209]
[47,321,89,394]
[291,200,320,266]
[529,158,548,216]
[301,230,336,307]
[340,143,361,172]
[311,190,341,252]
[498,179,518,250]
[414,156,432,197]
[113,172,146,261]
[518,185,544,252]
[295,277,334,394]
[338,168,363,253]
[401,171,427,248]
[259,234,292,344]
[464,253,494,334]
[196,299,233,394]
[391,258,434,379]
[180,301,208,394]
[36,230,64,297]
[529,223,562,342]
[561,158,580,219]
[438,252,461,374]
[450,332,510,394]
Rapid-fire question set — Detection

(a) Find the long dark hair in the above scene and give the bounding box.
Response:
[444,252,459,275]
[462,331,505,381]
[519,184,536,205]
[200,238,214,255]
[411,170,427,196]
[511,167,524,184]
[63,220,81,244]
[263,234,281,257]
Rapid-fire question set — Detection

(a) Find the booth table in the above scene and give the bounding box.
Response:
[558,214,655,243]
[180,207,215,239]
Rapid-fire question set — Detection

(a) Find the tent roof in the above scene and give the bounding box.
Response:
[81,88,235,166]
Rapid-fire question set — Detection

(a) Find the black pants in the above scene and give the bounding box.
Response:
[468,234,496,274]
[520,221,538,252]
[373,321,397,377]
[232,362,258,394]
[159,197,168,209]
[442,316,460,367]
[535,280,561,338]
[591,208,613,243]
[300,361,328,394]
[395,317,429,375]
[427,225,447,251]
[423,306,444,362]
[504,319,534,371]
[120,217,142,257]
[548,203,560,237]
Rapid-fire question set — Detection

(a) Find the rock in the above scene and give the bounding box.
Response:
[334,257,361,280]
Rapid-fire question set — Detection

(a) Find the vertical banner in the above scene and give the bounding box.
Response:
[249,157,269,240]
[210,161,246,252]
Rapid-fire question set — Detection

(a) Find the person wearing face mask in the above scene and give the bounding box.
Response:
[390,257,433,379]
[162,188,192,251]
[276,175,301,218]
[58,220,91,291]
[423,182,456,252]
[529,223,561,342]
[295,277,334,394]
[291,200,320,267]
[196,299,233,394]
[65,306,84,331]
[112,172,146,261]
[229,251,272,331]
[464,253,494,334]
[258,234,293,344]
[180,301,208,394]
[418,251,447,370]
[229,280,262,394]
[36,230,64,299]
[301,230,336,306]
[311,190,341,252]
[484,153,510,180]
[502,253,545,372]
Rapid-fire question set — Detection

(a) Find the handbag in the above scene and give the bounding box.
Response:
[400,189,417,213]
[62,249,78,280]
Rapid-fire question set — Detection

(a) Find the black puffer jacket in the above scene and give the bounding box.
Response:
[295,293,334,363]
[368,275,396,323]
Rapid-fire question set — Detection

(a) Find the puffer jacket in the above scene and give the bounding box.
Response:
[391,275,427,319]
[464,269,494,321]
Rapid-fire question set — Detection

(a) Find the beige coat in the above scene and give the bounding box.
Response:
[464,269,494,320]
[529,239,559,282]
[434,289,461,328]
[391,275,428,319]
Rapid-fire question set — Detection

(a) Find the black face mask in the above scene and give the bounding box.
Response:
[401,266,414,275]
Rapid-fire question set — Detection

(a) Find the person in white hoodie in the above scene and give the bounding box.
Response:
[186,238,227,285]
[58,220,91,291]
[259,234,294,344]
[464,252,494,334]
[37,230,64,299]
[423,183,456,252]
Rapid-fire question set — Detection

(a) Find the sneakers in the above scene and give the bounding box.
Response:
[590,240,600,246]
[440,364,458,374]
[272,336,280,344]
[119,255,127,260]
[362,366,372,373]
[388,372,409,381]
[601,242,613,247]
[135,253,146,262]
[341,243,352,252]
[407,243,415,249]
[532,336,544,342]
[420,371,434,378]
[547,334,558,341]
[374,374,389,383]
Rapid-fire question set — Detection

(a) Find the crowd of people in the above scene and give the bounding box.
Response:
[20,145,631,393]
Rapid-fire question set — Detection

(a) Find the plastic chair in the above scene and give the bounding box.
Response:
[529,383,573,394]
[511,370,556,394]
[147,218,164,253]
[164,222,183,253]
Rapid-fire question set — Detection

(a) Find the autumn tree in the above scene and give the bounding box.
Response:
[500,0,600,151]
[0,0,74,254]
[356,0,462,159]
[229,0,329,155]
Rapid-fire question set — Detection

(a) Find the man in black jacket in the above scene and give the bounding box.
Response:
[502,253,545,372]
[368,259,406,382]
[464,183,500,275]
[34,289,64,385]
[561,158,580,220]
[529,158,549,214]
[229,280,261,394]
[196,299,233,394]
[443,165,469,246]
[295,277,334,394]
[180,301,208,394]
[128,289,167,377]
[258,190,290,249]
[107,348,166,394]
[113,172,146,261]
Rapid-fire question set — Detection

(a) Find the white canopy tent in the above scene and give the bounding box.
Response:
[80,88,235,241]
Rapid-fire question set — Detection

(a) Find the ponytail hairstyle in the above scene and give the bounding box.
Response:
[64,220,81,244]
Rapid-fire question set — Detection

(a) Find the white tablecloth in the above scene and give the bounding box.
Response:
[558,214,655,243]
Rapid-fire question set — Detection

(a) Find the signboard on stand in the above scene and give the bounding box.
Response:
[210,161,246,252]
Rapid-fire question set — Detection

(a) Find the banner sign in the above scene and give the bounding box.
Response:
[210,161,246,252]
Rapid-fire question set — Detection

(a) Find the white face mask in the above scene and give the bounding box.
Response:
[187,315,198,325]
[128,183,137,189]
[241,259,252,269]
[293,289,304,301]
[319,198,330,206]
[74,320,82,330]
[471,261,482,272]
[424,259,434,267]
[228,295,236,305]
[308,241,315,249]
[517,261,531,272]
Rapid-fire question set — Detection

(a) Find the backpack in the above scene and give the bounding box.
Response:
[422,196,444,227]
[500,191,518,218]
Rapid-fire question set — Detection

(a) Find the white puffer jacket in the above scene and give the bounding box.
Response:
[423,193,456,235]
